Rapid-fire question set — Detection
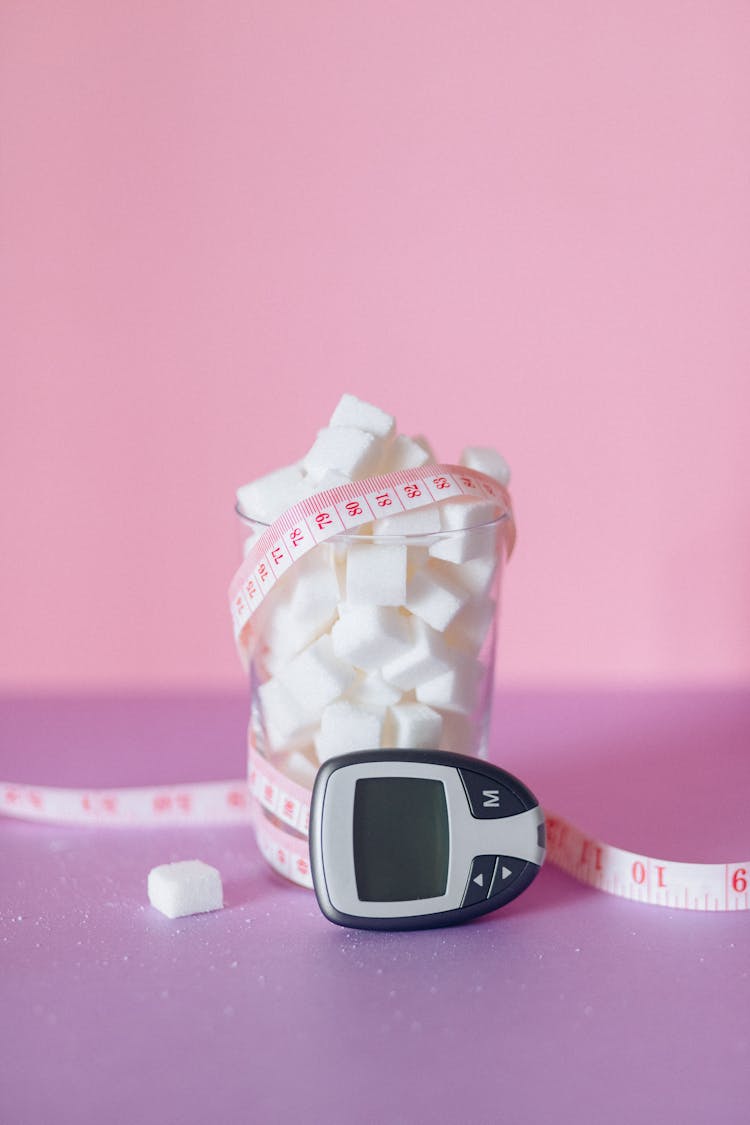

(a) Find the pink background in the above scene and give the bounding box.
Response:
[2,1,749,691]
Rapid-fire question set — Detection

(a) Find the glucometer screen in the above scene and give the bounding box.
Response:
[353,777,449,902]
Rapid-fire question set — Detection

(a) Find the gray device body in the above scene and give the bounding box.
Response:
[310,749,546,930]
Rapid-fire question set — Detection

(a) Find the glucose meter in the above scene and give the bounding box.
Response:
[309,749,545,930]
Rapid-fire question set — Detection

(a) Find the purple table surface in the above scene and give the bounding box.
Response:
[1,689,748,1125]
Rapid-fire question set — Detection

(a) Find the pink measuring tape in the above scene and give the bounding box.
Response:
[2,464,747,913]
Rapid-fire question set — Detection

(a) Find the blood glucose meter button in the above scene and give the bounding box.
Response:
[461,855,498,908]
[458,769,527,820]
[488,857,527,900]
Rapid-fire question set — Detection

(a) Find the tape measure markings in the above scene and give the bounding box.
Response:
[2,754,747,909]
[1,779,252,826]
[2,463,746,911]
[545,812,749,912]
[229,464,512,651]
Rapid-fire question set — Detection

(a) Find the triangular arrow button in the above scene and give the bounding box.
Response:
[462,856,498,907]
[488,856,525,899]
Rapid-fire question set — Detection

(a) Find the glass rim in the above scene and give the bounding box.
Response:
[234,501,512,542]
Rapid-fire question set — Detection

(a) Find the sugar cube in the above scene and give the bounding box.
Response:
[415,659,484,714]
[406,545,431,577]
[289,551,342,629]
[412,435,436,460]
[278,634,355,721]
[381,618,454,691]
[258,674,313,744]
[147,860,223,919]
[379,433,432,472]
[445,596,496,653]
[329,394,396,440]
[236,464,310,524]
[436,498,500,532]
[331,606,412,671]
[348,671,403,709]
[439,711,477,755]
[374,506,442,537]
[346,541,407,606]
[388,702,443,749]
[304,426,384,481]
[460,446,511,487]
[405,559,470,632]
[314,700,384,762]
[429,499,500,564]
[284,748,319,788]
[258,594,336,678]
[310,469,352,493]
[452,555,498,598]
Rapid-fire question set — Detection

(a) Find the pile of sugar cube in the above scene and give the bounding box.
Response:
[236,394,511,788]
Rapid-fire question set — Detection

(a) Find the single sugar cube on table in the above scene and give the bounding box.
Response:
[460,446,511,487]
[346,541,407,606]
[304,426,384,481]
[329,393,396,439]
[148,860,223,919]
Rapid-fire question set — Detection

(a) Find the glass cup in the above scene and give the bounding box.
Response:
[235,502,513,785]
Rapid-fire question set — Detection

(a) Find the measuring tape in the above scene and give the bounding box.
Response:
[2,464,747,912]
[228,462,514,659]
